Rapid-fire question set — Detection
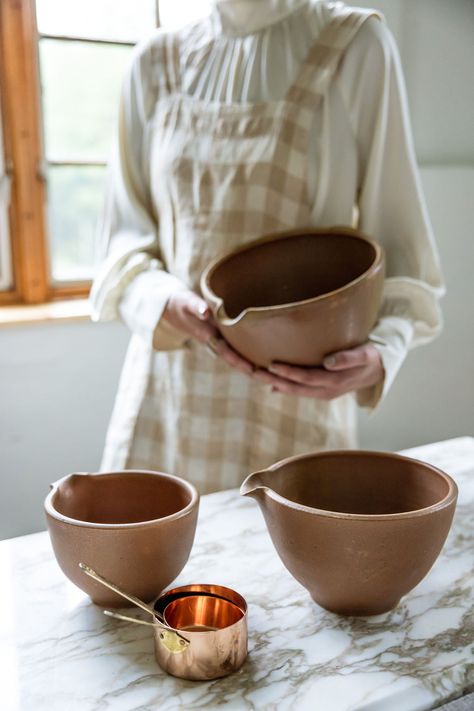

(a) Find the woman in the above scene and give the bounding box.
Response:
[90,0,444,493]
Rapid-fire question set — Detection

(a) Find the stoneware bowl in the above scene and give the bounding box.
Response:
[241,451,457,616]
[200,226,385,367]
[44,471,199,607]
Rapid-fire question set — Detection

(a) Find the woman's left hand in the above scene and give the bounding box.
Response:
[253,343,384,400]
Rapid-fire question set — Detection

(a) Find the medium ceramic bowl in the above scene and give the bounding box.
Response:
[201,226,385,367]
[45,470,199,606]
[241,451,457,616]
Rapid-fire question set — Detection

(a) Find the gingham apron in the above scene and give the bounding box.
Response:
[102,8,382,493]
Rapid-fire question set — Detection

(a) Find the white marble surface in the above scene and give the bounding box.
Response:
[1,437,473,711]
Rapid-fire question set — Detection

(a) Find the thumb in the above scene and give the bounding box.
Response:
[323,345,371,370]
[187,294,210,321]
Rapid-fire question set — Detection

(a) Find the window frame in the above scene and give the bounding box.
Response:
[0,0,50,305]
[0,0,161,306]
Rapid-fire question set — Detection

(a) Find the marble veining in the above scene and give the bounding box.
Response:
[0,437,473,711]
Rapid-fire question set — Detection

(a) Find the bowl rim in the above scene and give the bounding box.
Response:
[246,449,458,521]
[200,225,384,324]
[44,469,199,529]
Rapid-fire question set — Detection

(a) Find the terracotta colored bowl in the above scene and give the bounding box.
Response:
[241,451,457,616]
[201,226,385,367]
[44,471,199,607]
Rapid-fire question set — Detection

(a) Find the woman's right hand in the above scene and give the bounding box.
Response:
[162,290,254,376]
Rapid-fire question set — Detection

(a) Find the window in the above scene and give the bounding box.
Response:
[0,102,13,292]
[0,0,211,306]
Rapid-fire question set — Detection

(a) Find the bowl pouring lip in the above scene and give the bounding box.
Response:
[256,449,458,521]
[44,469,199,529]
[200,226,384,324]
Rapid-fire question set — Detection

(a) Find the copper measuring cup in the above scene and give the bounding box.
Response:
[153,584,248,680]
[79,564,248,680]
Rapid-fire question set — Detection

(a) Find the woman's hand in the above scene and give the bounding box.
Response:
[253,343,384,399]
[162,290,254,376]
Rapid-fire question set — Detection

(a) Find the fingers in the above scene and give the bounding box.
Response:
[323,344,376,371]
[254,367,344,400]
[212,338,254,376]
[268,363,341,388]
[164,291,254,375]
[163,291,215,343]
[188,320,217,344]
[256,344,384,399]
[184,294,210,321]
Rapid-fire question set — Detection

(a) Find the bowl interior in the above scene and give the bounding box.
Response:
[208,232,377,318]
[164,595,244,632]
[267,453,451,515]
[51,472,192,524]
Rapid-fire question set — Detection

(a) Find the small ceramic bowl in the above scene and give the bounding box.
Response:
[241,450,458,616]
[201,226,385,367]
[45,470,199,606]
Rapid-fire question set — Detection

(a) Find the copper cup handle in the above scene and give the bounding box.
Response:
[78,563,190,653]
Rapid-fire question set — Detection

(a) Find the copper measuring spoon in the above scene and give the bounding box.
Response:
[78,562,190,652]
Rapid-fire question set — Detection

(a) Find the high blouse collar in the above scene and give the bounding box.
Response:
[212,0,312,36]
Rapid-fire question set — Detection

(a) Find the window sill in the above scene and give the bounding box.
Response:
[0,298,91,327]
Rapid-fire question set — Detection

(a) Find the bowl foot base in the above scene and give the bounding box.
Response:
[311,596,401,617]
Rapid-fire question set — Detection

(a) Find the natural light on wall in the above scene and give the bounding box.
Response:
[160,0,212,28]
[34,0,211,284]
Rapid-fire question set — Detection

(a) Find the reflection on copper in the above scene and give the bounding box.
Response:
[154,583,247,615]
[164,595,244,632]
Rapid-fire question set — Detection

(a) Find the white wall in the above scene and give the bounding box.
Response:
[358,166,474,451]
[0,322,128,539]
[1,1,473,540]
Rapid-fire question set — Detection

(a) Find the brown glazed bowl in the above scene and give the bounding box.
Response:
[200,226,385,367]
[241,451,457,616]
[45,471,199,607]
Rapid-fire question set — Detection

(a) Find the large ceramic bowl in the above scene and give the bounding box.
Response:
[201,226,385,367]
[45,470,199,606]
[241,451,457,616]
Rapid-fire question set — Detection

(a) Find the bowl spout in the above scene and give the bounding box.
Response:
[240,470,271,502]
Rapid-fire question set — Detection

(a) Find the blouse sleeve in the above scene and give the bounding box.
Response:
[338,16,445,411]
[89,35,189,350]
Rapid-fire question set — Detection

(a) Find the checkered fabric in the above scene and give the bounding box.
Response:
[102,8,381,494]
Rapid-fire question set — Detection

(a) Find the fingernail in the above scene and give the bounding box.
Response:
[197,304,208,319]
[324,356,337,368]
[268,364,279,374]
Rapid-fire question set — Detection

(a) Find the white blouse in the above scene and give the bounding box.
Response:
[91,0,444,409]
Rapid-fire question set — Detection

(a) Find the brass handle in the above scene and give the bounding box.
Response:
[78,563,190,651]
[104,610,156,627]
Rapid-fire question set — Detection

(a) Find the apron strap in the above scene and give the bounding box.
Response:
[163,31,181,95]
[285,8,384,106]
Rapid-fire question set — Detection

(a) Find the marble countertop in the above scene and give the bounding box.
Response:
[1,437,473,711]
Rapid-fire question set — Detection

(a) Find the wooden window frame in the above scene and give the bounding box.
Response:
[0,0,161,307]
[0,0,51,304]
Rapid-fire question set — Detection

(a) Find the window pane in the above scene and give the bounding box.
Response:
[159,0,211,28]
[36,0,156,43]
[0,108,12,291]
[47,165,106,282]
[40,39,132,163]
[0,217,12,291]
